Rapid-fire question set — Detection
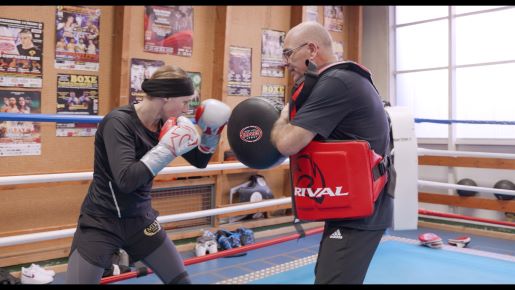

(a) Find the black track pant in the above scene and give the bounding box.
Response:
[314,225,385,284]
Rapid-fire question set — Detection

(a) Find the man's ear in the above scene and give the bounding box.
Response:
[308,42,318,58]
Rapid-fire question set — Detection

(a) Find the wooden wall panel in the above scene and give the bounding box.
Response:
[345,6,363,63]
[0,183,87,234]
[0,6,114,176]
[0,6,114,237]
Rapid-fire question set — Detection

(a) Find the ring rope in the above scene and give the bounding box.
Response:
[2,147,514,187]
[3,113,515,126]
[418,180,515,197]
[0,160,290,186]
[417,148,515,160]
[415,118,515,125]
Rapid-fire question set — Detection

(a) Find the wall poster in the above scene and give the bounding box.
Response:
[55,5,101,71]
[186,71,201,118]
[56,74,99,137]
[0,17,43,88]
[261,29,285,78]
[129,58,165,104]
[228,46,252,96]
[144,6,193,57]
[324,6,344,32]
[0,90,41,156]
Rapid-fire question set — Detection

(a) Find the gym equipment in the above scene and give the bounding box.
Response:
[418,232,443,249]
[448,236,471,248]
[493,179,515,200]
[456,178,478,197]
[227,97,286,169]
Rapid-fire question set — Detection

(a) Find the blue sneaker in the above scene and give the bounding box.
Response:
[216,230,233,251]
[228,232,241,248]
[237,227,255,245]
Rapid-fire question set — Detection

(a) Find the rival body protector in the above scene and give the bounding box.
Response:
[290,61,389,221]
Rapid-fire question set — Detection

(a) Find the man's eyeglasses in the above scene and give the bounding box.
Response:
[282,42,308,62]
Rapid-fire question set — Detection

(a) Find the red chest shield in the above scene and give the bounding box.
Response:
[291,140,387,221]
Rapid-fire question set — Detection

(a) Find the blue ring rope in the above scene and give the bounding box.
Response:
[0,113,103,123]
[414,118,515,125]
[1,113,515,125]
[0,113,197,124]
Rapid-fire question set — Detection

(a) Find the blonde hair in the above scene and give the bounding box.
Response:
[150,65,189,80]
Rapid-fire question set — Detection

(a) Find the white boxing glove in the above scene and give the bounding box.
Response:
[195,99,231,154]
[141,116,199,176]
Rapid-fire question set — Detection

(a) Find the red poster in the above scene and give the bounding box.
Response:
[144,6,193,57]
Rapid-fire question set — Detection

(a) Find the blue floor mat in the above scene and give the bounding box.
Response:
[250,240,515,284]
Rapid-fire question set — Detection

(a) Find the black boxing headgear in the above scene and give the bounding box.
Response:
[141,78,194,98]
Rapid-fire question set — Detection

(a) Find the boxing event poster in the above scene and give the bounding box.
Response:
[261,29,285,78]
[55,5,101,71]
[324,6,344,32]
[186,71,201,118]
[144,6,193,57]
[228,46,252,97]
[0,17,43,88]
[261,84,285,110]
[0,90,41,156]
[305,6,319,22]
[333,40,344,61]
[56,74,99,137]
[129,58,165,104]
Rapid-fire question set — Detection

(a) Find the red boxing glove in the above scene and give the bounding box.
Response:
[141,116,199,176]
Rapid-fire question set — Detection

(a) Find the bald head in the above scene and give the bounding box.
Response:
[287,21,333,49]
[285,21,337,66]
[282,21,338,82]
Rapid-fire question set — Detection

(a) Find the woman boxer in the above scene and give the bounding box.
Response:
[65,65,231,284]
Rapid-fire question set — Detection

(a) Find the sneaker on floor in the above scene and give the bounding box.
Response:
[117,249,130,269]
[195,240,208,257]
[20,266,53,284]
[200,229,216,241]
[30,264,55,277]
[205,240,218,254]
[237,227,255,246]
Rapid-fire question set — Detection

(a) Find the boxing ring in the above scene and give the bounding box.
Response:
[1,111,514,284]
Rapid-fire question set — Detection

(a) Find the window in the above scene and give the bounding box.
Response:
[393,6,515,142]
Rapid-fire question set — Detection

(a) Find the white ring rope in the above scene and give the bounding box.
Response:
[1,149,513,187]
[418,180,515,196]
[0,159,290,186]
[417,148,515,159]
